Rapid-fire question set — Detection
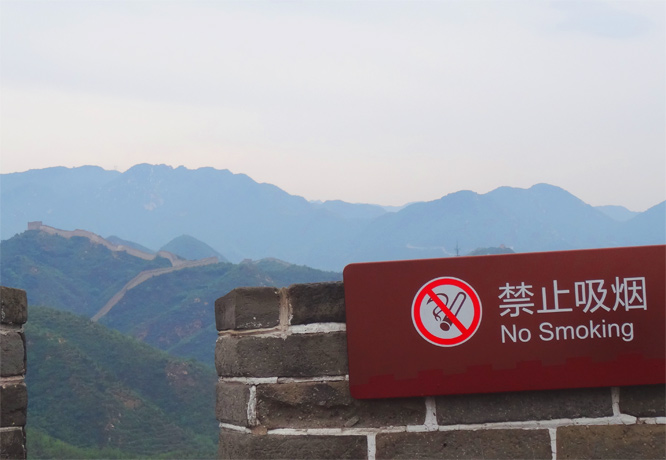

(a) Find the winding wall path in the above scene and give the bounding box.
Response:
[31,223,218,322]
[91,257,217,322]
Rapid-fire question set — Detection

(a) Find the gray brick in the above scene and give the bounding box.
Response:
[0,287,27,326]
[0,332,25,377]
[216,332,348,378]
[436,387,612,424]
[557,424,666,459]
[218,429,367,459]
[288,282,345,325]
[215,287,280,331]
[376,429,551,459]
[0,382,27,427]
[216,381,251,426]
[620,384,666,418]
[0,427,26,460]
[256,380,424,429]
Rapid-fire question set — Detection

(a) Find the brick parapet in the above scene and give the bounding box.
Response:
[0,286,28,460]
[215,282,666,460]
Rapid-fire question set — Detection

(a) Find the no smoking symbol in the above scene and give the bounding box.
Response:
[412,277,482,347]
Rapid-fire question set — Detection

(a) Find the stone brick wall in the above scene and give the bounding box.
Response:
[215,282,665,459]
[1,287,28,460]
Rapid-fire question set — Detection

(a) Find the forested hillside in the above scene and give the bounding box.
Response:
[0,227,342,458]
[0,231,172,317]
[0,229,341,364]
[25,307,218,459]
[99,258,342,363]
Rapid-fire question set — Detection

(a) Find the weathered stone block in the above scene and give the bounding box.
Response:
[256,380,424,429]
[0,287,27,326]
[216,381,251,426]
[0,382,27,427]
[218,429,367,459]
[557,424,666,459]
[436,387,612,424]
[287,282,345,325]
[0,333,25,377]
[215,287,280,331]
[376,429,551,459]
[216,332,348,378]
[619,384,666,418]
[0,427,26,460]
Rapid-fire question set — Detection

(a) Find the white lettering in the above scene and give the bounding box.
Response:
[589,320,602,339]
[621,323,634,342]
[575,325,589,339]
[501,324,531,343]
[539,322,554,341]
[536,321,635,343]
[556,325,575,341]
[501,324,516,343]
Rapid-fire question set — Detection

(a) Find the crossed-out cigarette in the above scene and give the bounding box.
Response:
[429,292,468,331]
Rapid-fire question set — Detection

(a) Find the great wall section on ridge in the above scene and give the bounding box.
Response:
[27,221,218,321]
[3,226,664,459]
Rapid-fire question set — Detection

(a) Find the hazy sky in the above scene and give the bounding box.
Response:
[2,1,664,211]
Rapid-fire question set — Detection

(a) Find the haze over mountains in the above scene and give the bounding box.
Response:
[1,230,340,364]
[1,164,663,459]
[2,164,664,271]
[0,224,341,459]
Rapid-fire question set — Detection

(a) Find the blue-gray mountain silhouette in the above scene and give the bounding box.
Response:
[2,164,663,271]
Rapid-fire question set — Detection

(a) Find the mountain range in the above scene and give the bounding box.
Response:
[0,225,342,459]
[0,229,341,364]
[3,164,663,271]
[2,163,663,459]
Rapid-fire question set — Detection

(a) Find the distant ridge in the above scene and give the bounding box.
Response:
[159,234,228,262]
[595,205,639,222]
[106,235,156,254]
[4,166,663,271]
[0,228,341,364]
[26,222,218,321]
[28,221,217,266]
[29,221,171,262]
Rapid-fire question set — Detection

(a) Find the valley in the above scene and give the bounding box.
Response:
[1,164,664,459]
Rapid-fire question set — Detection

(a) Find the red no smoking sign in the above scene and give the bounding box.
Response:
[344,246,665,399]
[412,277,482,347]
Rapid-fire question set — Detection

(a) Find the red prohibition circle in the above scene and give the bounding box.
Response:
[411,277,482,347]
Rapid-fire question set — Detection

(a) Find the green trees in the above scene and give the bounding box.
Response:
[25,307,217,459]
